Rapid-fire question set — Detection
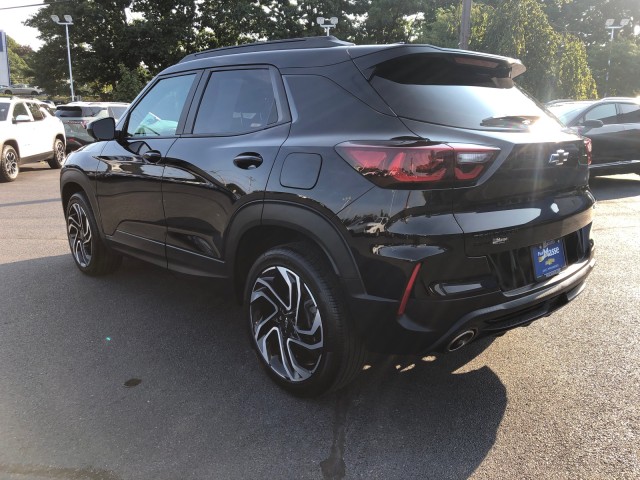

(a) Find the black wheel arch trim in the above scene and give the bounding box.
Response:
[225,200,367,296]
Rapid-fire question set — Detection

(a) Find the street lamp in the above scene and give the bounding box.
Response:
[316,16,338,36]
[604,18,630,97]
[51,14,75,101]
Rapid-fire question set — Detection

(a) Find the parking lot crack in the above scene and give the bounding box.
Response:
[320,390,351,480]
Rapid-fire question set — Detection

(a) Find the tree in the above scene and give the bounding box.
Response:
[130,0,200,71]
[111,63,150,101]
[588,38,640,96]
[26,0,136,98]
[6,37,35,85]
[555,33,598,99]
[418,2,493,49]
[482,0,560,100]
[357,0,427,44]
[544,0,640,47]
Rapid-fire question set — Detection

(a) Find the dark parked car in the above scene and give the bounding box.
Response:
[60,37,595,396]
[547,97,640,177]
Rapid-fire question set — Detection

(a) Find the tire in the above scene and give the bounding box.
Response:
[48,138,66,169]
[245,242,366,397]
[65,192,122,275]
[0,145,19,182]
[3,90,10,95]
[30,91,38,95]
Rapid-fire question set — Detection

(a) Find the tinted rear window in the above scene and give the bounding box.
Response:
[55,106,104,118]
[370,54,562,131]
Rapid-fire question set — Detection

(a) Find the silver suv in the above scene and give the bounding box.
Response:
[2,84,44,96]
[55,102,129,151]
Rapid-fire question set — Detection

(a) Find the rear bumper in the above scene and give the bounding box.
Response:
[347,241,595,355]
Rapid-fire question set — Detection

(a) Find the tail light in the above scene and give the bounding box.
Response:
[336,141,499,188]
[583,137,592,165]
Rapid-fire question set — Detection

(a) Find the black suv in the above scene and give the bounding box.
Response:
[60,37,595,396]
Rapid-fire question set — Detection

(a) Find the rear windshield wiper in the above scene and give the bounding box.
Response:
[480,115,540,127]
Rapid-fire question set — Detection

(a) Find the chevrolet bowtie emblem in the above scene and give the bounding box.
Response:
[549,149,570,166]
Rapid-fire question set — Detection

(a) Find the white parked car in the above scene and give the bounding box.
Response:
[0,97,66,182]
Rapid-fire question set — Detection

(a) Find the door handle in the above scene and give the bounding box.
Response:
[143,150,163,163]
[233,153,263,169]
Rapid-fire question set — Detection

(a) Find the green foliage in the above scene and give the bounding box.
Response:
[357,0,427,44]
[482,0,560,100]
[588,39,640,97]
[20,0,637,101]
[544,0,640,47]
[112,64,150,102]
[419,2,493,49]
[6,36,35,85]
[556,34,598,99]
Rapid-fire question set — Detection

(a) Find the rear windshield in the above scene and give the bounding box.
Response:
[55,106,104,118]
[370,54,562,131]
[0,102,9,121]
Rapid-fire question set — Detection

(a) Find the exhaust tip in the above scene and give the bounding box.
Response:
[447,330,476,352]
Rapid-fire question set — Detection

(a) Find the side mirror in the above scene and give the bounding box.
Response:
[13,115,31,123]
[581,119,604,130]
[88,117,116,141]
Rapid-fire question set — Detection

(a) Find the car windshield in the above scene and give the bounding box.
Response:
[0,102,9,121]
[547,102,595,124]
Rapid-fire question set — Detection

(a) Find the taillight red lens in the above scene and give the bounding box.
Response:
[336,142,498,188]
[583,137,592,165]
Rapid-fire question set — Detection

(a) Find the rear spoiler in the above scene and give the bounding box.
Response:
[348,44,526,80]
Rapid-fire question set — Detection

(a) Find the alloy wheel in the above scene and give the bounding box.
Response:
[55,140,65,165]
[249,266,324,382]
[67,202,93,268]
[3,150,18,179]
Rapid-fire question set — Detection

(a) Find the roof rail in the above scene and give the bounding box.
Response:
[180,36,354,63]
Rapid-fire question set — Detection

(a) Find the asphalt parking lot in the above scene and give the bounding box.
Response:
[0,165,638,480]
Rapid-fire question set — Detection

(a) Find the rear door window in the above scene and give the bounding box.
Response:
[583,104,618,125]
[368,53,561,131]
[27,102,45,121]
[618,103,640,123]
[193,69,277,135]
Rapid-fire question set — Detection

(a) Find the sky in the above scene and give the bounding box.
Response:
[1,0,45,50]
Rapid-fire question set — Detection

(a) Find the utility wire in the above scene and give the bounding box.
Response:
[0,1,70,11]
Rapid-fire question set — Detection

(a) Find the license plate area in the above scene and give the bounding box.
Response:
[531,239,566,280]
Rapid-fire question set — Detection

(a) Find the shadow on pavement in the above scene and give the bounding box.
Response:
[589,175,640,201]
[0,255,506,480]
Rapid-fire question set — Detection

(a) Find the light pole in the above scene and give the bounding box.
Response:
[604,18,629,97]
[459,0,472,50]
[316,16,338,36]
[51,14,75,101]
